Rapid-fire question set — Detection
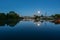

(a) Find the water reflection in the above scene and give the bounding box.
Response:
[0,20,6,26]
[22,19,43,26]
[51,21,60,24]
[34,21,41,26]
[0,20,20,27]
[33,20,43,26]
[0,19,60,27]
[7,20,20,27]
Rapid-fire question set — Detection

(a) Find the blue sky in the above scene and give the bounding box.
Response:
[0,0,60,16]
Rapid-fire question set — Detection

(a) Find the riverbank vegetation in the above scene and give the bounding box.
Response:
[0,11,60,21]
[0,11,60,26]
[0,11,23,20]
[51,14,60,19]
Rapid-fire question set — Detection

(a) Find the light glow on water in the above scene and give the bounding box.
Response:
[34,21,41,26]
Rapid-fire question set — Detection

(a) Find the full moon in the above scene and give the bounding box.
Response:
[38,11,40,13]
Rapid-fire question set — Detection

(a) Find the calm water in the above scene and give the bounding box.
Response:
[0,20,60,40]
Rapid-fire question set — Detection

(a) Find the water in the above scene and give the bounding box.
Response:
[0,20,60,40]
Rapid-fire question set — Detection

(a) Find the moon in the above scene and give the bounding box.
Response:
[38,11,40,14]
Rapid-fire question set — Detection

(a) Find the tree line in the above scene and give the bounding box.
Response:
[0,11,23,20]
[51,14,60,19]
[0,11,60,20]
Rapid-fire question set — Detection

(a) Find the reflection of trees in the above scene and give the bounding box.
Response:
[0,20,6,26]
[0,20,20,27]
[7,20,20,27]
[51,21,60,24]
[54,22,60,24]
[53,22,60,24]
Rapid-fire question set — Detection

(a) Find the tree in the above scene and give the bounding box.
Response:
[0,13,6,20]
[51,14,60,19]
[7,11,20,20]
[55,14,60,18]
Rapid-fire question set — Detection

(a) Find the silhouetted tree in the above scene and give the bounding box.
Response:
[7,11,20,20]
[51,14,60,19]
[0,13,6,20]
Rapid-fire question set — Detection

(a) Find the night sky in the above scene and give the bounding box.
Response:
[0,0,60,16]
